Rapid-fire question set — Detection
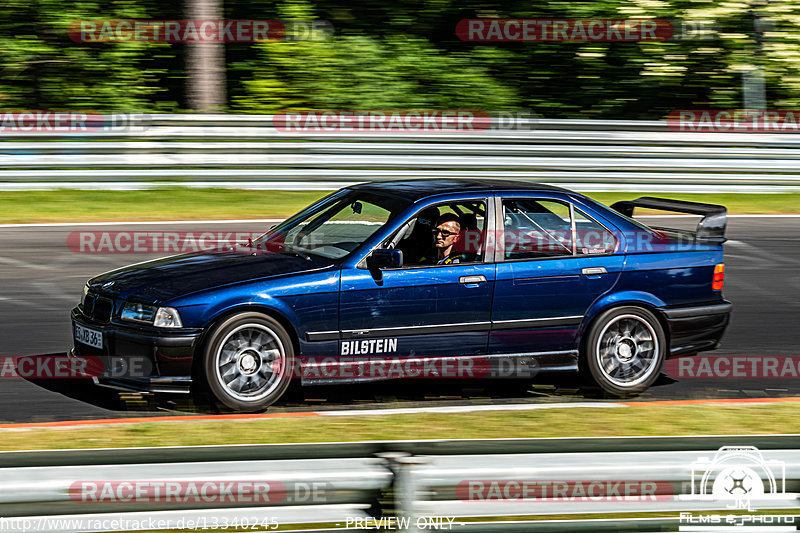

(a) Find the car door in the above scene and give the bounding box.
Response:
[338,198,496,364]
[489,194,624,362]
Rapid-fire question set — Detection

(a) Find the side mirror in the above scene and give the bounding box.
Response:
[366,249,403,271]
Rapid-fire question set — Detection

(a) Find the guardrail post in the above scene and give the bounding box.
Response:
[378,453,428,533]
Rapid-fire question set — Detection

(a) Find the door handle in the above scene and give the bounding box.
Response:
[459,275,487,284]
[581,267,607,276]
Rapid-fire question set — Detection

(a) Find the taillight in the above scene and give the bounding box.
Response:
[712,263,725,290]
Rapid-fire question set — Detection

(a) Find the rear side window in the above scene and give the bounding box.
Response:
[502,199,573,259]
[501,199,616,260]
[574,208,617,255]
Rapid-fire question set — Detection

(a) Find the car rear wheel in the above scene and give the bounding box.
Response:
[584,306,666,396]
[202,312,295,412]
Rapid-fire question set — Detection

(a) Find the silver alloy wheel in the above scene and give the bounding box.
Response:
[213,323,286,402]
[595,314,659,388]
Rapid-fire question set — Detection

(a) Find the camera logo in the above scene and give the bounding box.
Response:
[687,446,785,511]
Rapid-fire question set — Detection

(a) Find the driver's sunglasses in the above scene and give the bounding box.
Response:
[432,228,458,238]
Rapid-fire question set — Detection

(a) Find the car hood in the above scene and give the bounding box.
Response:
[89,251,332,302]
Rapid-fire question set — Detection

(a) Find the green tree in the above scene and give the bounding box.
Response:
[0,0,179,112]
[234,34,520,111]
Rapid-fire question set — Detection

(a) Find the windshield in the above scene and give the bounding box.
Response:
[255,189,411,261]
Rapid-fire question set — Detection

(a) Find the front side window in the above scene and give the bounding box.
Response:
[393,200,488,266]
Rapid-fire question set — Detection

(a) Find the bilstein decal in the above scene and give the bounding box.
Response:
[341,338,398,356]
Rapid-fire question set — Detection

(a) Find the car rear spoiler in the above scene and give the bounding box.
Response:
[610,197,727,243]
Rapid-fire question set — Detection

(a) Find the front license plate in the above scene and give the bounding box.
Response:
[75,323,103,349]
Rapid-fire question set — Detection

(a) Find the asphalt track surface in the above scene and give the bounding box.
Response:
[0,217,798,423]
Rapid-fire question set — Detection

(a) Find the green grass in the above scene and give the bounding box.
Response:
[587,192,800,215]
[0,189,329,223]
[2,403,800,451]
[1,189,799,223]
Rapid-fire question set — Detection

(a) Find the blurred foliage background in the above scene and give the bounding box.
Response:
[1,0,799,117]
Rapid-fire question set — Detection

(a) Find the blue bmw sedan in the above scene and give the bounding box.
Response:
[72,179,731,411]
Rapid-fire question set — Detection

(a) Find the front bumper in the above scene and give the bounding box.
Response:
[71,306,202,392]
[660,301,732,356]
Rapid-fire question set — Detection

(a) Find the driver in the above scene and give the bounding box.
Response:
[426,213,463,265]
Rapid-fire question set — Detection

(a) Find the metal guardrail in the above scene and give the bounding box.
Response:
[403,451,800,532]
[0,457,387,531]
[1,435,798,532]
[2,115,800,192]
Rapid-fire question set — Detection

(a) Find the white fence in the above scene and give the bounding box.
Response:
[2,115,800,192]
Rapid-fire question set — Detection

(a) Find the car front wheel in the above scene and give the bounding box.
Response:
[202,312,295,412]
[584,306,666,396]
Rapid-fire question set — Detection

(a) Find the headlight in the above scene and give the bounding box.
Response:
[121,302,157,323]
[81,284,89,307]
[154,307,183,328]
[121,302,182,327]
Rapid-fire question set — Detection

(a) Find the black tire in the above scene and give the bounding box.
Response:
[583,306,666,396]
[201,312,295,412]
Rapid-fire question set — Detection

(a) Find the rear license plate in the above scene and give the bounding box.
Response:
[74,323,103,349]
